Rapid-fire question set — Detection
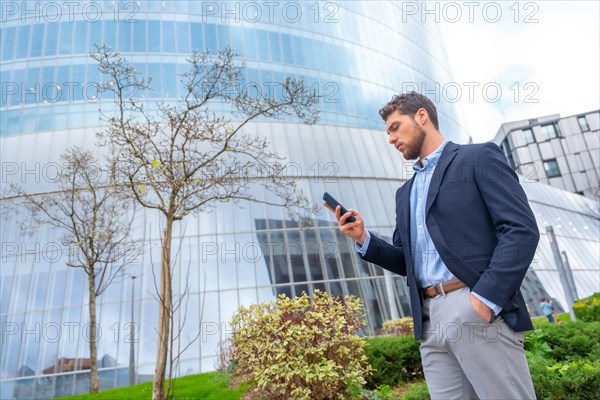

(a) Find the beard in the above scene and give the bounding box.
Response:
[404,123,426,160]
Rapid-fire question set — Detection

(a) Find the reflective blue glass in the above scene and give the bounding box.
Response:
[256,29,269,60]
[176,22,190,54]
[243,29,258,59]
[74,21,89,54]
[30,24,45,58]
[268,31,281,62]
[16,24,30,59]
[217,24,230,48]
[1,26,16,61]
[118,21,132,52]
[88,21,103,50]
[229,25,244,55]
[103,20,118,50]
[280,33,293,64]
[204,23,217,52]
[148,20,160,52]
[190,22,202,51]
[133,20,146,52]
[59,22,72,55]
[163,63,177,98]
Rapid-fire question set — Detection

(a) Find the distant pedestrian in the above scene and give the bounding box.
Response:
[540,296,554,323]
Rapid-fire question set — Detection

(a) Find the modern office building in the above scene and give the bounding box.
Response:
[1,1,598,399]
[493,110,600,199]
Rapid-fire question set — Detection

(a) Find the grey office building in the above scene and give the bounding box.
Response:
[493,110,600,199]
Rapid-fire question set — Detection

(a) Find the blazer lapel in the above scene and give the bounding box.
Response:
[425,141,459,216]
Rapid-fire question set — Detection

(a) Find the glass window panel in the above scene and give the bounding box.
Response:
[163,63,177,98]
[66,269,85,306]
[133,20,146,51]
[199,237,219,289]
[298,37,311,68]
[148,20,160,52]
[31,270,50,310]
[204,23,216,52]
[0,275,13,314]
[190,22,203,50]
[243,29,257,59]
[118,21,132,52]
[12,273,31,313]
[228,25,244,54]
[56,64,70,84]
[276,285,292,297]
[298,38,316,68]
[268,31,281,62]
[256,29,269,60]
[59,22,73,54]
[176,22,190,54]
[103,20,117,49]
[1,26,16,61]
[16,24,31,59]
[30,23,45,57]
[88,21,103,49]
[148,63,162,92]
[217,24,230,47]
[162,21,175,53]
[74,20,89,54]
[280,33,293,64]
[578,116,590,132]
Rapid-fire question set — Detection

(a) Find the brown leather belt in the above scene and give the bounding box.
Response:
[422,278,466,298]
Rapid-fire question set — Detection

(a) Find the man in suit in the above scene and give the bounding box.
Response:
[325,92,539,399]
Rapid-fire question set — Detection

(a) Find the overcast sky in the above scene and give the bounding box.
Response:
[437,0,599,142]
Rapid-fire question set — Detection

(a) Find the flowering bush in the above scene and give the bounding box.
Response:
[230,290,372,400]
[381,317,414,336]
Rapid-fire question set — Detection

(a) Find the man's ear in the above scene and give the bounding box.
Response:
[415,108,428,126]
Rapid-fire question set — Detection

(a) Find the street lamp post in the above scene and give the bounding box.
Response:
[129,275,137,386]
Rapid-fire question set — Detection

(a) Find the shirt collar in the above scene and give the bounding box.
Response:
[413,140,449,172]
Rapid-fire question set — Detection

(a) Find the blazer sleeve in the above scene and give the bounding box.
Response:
[471,142,540,310]
[360,188,408,277]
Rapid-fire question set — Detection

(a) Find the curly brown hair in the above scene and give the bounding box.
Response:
[379,91,439,130]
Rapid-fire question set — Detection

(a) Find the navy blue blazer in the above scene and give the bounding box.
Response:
[362,141,540,339]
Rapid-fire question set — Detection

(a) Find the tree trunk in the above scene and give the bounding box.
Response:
[152,217,174,400]
[88,267,100,393]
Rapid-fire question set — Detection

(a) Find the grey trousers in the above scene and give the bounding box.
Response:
[420,287,536,400]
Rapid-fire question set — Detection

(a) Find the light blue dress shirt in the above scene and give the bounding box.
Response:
[357,141,501,315]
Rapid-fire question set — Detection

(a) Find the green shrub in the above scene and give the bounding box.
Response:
[525,321,600,361]
[229,290,372,400]
[528,355,600,399]
[381,317,414,336]
[402,382,430,400]
[573,292,600,322]
[364,335,422,388]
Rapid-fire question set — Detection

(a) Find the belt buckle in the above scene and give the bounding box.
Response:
[434,282,446,298]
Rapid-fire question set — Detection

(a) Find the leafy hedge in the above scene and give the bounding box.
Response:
[364,335,422,388]
[381,317,414,336]
[573,292,600,322]
[229,290,372,400]
[363,320,600,400]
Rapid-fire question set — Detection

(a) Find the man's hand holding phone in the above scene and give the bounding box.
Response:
[322,192,367,246]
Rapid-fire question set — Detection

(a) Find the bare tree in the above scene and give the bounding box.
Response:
[3,147,137,393]
[90,44,319,400]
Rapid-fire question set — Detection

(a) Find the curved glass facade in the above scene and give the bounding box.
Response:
[2,1,597,399]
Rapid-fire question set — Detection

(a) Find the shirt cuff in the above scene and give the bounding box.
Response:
[355,230,371,256]
[472,291,503,315]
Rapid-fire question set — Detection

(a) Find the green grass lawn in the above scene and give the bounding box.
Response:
[56,371,247,400]
[531,312,572,328]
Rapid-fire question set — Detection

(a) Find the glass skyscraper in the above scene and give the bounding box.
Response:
[1,1,597,399]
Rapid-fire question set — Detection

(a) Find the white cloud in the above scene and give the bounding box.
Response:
[439,0,600,142]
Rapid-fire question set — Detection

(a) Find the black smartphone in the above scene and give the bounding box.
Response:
[322,192,356,223]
